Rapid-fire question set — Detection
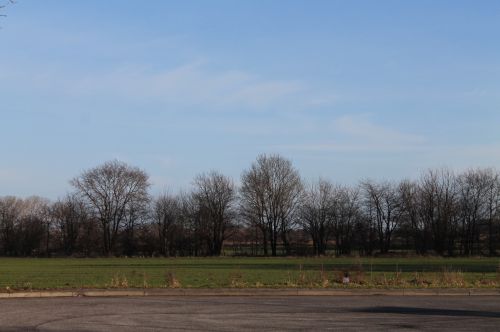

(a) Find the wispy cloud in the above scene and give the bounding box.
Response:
[275,114,427,153]
[334,114,426,145]
[0,60,306,111]
[308,93,339,106]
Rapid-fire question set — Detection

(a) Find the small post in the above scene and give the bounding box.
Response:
[343,271,350,285]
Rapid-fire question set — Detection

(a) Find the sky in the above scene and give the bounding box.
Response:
[1,0,499,199]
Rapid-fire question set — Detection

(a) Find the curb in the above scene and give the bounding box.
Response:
[0,288,499,299]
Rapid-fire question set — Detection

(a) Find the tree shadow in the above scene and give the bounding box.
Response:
[352,306,500,318]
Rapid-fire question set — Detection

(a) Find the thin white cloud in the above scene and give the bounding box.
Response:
[308,93,339,106]
[275,114,427,153]
[0,60,307,111]
[219,80,304,107]
[276,142,427,153]
[334,114,426,145]
[428,144,500,165]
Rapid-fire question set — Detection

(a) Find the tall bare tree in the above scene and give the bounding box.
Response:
[483,169,500,255]
[362,180,402,254]
[241,154,303,256]
[192,171,236,256]
[70,160,150,255]
[399,179,429,254]
[457,169,489,255]
[0,196,23,255]
[51,194,87,256]
[299,179,335,256]
[419,169,458,255]
[122,191,149,256]
[331,185,360,255]
[154,192,181,257]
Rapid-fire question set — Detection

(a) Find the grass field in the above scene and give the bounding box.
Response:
[0,257,499,291]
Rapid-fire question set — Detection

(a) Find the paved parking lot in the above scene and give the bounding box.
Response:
[0,295,499,331]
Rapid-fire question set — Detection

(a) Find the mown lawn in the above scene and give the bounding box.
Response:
[0,257,498,290]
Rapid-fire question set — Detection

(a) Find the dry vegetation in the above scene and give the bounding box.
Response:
[0,257,498,291]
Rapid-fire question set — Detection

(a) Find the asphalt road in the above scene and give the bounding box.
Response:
[0,296,499,331]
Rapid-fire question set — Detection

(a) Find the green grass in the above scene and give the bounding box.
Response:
[0,257,498,290]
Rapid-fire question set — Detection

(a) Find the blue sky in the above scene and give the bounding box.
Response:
[1,0,499,198]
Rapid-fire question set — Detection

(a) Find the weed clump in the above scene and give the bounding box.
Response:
[319,265,330,288]
[285,271,298,287]
[110,274,129,288]
[165,271,181,288]
[409,272,432,287]
[229,269,246,288]
[440,269,465,288]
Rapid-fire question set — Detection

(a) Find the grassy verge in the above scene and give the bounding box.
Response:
[0,257,498,291]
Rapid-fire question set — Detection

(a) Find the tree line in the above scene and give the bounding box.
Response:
[1,155,499,257]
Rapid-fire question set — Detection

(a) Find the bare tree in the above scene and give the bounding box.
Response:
[0,196,23,255]
[177,191,203,256]
[239,164,269,255]
[0,196,49,256]
[456,169,489,255]
[51,194,87,256]
[331,185,360,255]
[419,169,458,255]
[299,179,335,256]
[483,169,500,255]
[241,154,303,256]
[70,160,150,256]
[362,180,402,254]
[122,191,150,256]
[399,179,428,254]
[0,1,14,14]
[0,0,15,26]
[22,196,50,256]
[192,171,236,256]
[154,192,181,257]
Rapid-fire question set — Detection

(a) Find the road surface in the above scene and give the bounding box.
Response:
[0,295,499,331]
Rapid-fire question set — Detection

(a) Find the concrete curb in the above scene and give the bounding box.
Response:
[0,288,499,299]
[0,291,76,298]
